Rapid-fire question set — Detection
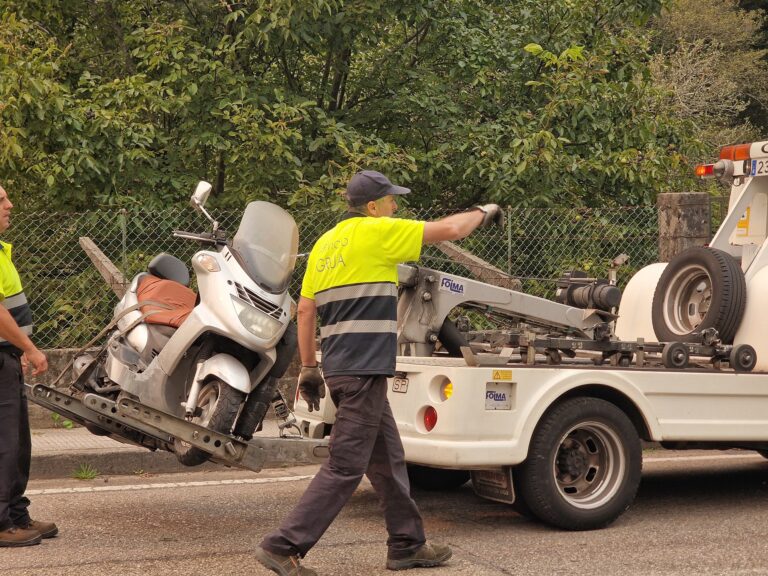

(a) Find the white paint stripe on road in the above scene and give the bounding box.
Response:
[27,474,315,496]
[644,453,763,464]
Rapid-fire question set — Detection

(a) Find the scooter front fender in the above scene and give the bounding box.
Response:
[198,353,253,394]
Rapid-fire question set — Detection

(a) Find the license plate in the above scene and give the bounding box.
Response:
[751,159,768,176]
[392,376,409,393]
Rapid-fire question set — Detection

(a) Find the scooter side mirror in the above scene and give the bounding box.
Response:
[190,181,212,211]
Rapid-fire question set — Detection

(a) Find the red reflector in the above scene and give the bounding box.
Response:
[424,406,438,432]
[719,143,751,161]
[695,164,714,178]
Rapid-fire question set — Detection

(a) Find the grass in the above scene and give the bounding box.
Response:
[72,463,100,480]
[51,412,75,429]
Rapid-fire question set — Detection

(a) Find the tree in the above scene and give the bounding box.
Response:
[0,0,700,211]
[650,0,768,152]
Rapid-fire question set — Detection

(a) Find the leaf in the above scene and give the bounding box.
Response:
[524,43,543,56]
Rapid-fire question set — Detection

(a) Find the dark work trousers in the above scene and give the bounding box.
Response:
[0,351,31,531]
[261,374,426,559]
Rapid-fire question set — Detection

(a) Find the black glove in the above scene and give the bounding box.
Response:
[475,204,505,228]
[298,365,326,412]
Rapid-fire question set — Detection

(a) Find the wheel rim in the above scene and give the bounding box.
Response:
[662,264,712,335]
[194,384,219,427]
[552,421,627,510]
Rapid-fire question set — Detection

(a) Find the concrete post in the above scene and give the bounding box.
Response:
[657,193,711,262]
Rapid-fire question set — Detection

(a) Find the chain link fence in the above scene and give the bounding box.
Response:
[6,205,660,349]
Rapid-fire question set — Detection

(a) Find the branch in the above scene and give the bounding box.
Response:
[182,0,201,25]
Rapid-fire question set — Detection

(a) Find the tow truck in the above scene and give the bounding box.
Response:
[294,141,768,531]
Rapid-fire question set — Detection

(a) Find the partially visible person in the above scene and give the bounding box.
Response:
[0,182,54,548]
[256,170,504,575]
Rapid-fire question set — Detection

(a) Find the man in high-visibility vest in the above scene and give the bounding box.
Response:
[257,170,503,575]
[0,183,54,548]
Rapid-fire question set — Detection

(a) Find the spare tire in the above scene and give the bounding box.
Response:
[651,247,745,344]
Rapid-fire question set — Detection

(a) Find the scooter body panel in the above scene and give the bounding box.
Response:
[156,247,292,378]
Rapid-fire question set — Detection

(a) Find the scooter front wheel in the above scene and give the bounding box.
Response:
[174,379,245,466]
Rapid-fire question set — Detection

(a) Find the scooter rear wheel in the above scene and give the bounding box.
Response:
[174,378,245,466]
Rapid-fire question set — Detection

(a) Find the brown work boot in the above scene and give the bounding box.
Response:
[0,526,42,547]
[255,547,318,575]
[386,542,452,571]
[16,519,59,539]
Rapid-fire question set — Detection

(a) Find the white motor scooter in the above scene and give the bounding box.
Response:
[74,181,300,465]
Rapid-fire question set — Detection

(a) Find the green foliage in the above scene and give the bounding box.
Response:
[50,412,74,429]
[650,0,768,154]
[0,0,699,213]
[72,462,99,480]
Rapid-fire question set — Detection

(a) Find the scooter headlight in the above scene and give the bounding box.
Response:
[231,296,282,339]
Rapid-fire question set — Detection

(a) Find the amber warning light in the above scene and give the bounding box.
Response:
[695,164,714,178]
[719,143,751,161]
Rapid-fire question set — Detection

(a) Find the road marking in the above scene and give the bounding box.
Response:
[27,474,315,496]
[644,453,763,463]
[27,453,766,496]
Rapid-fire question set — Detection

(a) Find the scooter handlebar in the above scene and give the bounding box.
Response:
[172,230,218,244]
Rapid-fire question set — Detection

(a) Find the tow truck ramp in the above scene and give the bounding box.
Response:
[29,383,329,472]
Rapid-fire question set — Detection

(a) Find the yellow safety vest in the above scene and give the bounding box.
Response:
[301,215,424,376]
[0,241,33,348]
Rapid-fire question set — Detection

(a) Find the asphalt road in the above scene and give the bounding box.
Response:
[4,451,768,576]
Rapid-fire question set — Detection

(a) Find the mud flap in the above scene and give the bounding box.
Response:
[471,467,516,504]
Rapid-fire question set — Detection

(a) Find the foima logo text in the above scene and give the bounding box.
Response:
[440,276,464,295]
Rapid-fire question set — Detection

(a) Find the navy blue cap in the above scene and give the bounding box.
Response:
[345,170,411,205]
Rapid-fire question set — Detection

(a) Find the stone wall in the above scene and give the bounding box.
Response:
[657,192,711,262]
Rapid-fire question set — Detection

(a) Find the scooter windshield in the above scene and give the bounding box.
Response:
[232,201,299,293]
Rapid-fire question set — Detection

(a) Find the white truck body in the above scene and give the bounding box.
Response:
[294,141,768,530]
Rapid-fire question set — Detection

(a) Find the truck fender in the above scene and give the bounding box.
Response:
[615,262,667,342]
[517,371,663,456]
[198,353,253,394]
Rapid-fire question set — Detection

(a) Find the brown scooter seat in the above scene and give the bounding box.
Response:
[137,275,196,328]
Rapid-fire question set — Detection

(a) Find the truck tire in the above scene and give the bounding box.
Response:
[407,464,470,491]
[651,247,745,344]
[517,397,642,531]
[174,379,245,466]
[510,467,536,519]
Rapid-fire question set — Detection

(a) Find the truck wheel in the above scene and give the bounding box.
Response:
[517,397,642,530]
[651,247,745,344]
[510,467,536,519]
[407,464,470,491]
[174,379,245,466]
